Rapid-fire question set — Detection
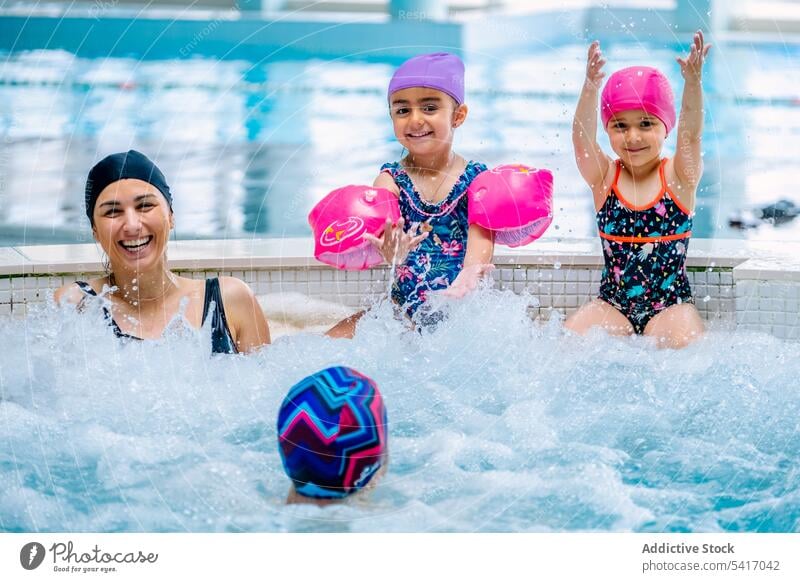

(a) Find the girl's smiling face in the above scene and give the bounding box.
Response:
[92,178,173,273]
[389,87,467,158]
[605,109,667,167]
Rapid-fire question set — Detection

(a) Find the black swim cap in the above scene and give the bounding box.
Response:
[85,150,172,223]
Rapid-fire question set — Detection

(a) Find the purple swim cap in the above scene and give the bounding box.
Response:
[600,66,676,134]
[388,52,465,105]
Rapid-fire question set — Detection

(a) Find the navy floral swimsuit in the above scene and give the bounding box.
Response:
[596,159,694,334]
[380,160,487,321]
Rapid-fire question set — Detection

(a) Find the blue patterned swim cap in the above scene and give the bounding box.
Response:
[277,366,388,499]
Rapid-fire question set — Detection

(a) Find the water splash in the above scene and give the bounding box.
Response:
[0,290,798,532]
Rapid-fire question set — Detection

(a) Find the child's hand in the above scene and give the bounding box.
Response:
[677,30,711,81]
[585,41,606,88]
[437,263,495,299]
[363,217,428,265]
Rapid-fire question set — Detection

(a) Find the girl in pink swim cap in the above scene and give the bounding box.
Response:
[566,31,711,349]
[327,52,494,337]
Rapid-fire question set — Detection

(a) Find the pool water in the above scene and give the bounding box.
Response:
[1,40,799,245]
[1,289,798,532]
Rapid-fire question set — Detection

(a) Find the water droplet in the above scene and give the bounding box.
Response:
[554,262,562,270]
[703,295,711,302]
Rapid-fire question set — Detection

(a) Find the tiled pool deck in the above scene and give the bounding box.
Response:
[2,237,799,340]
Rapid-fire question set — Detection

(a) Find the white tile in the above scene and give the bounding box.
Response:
[707,271,721,285]
[735,280,758,298]
[565,295,579,308]
[512,281,526,293]
[552,282,565,295]
[499,268,513,281]
[513,269,527,281]
[320,270,333,281]
[693,272,707,285]
[577,282,594,297]
[0,278,10,290]
[551,269,566,282]
[759,311,776,324]
[565,270,579,282]
[721,271,733,285]
[578,270,591,282]
[0,303,10,316]
[565,282,578,295]
[0,290,10,303]
[739,311,759,325]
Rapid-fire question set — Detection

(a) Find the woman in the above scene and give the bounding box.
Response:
[55,150,270,353]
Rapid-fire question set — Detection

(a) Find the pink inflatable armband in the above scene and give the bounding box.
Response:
[308,185,400,270]
[467,164,554,247]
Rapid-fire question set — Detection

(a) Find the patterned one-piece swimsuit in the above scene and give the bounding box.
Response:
[596,158,694,334]
[380,160,487,320]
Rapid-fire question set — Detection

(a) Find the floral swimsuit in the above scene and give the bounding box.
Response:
[380,160,487,321]
[596,158,694,334]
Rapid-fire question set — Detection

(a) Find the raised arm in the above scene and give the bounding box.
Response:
[573,41,614,208]
[673,30,712,204]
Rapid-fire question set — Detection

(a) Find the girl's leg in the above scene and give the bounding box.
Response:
[643,303,704,349]
[325,311,365,339]
[564,299,634,336]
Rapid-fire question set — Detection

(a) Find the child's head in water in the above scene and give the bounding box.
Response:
[277,366,388,505]
[600,66,676,169]
[387,52,468,160]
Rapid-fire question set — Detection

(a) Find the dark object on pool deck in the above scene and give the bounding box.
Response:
[728,199,799,229]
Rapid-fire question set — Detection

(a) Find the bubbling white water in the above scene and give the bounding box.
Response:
[1,288,798,532]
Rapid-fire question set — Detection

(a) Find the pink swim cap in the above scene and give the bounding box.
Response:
[600,66,676,134]
[388,52,465,105]
[308,185,400,271]
[467,164,554,248]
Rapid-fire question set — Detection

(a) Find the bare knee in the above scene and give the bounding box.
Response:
[565,300,634,336]
[644,305,704,349]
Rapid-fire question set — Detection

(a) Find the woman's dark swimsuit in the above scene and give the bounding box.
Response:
[596,158,694,334]
[75,277,237,354]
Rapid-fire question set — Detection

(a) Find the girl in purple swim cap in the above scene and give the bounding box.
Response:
[566,31,711,349]
[327,52,494,337]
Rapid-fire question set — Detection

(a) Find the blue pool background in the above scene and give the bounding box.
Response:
[0,38,799,245]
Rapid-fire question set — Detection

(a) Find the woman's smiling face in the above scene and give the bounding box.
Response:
[92,178,173,273]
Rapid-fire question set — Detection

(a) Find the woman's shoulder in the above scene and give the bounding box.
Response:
[53,277,106,306]
[215,276,271,350]
[216,276,256,303]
